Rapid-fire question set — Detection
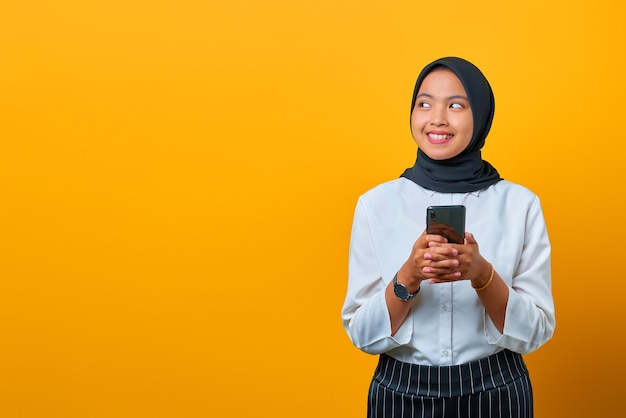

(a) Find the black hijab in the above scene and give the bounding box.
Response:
[401,57,502,193]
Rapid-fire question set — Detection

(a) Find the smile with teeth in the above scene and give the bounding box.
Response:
[428,133,453,140]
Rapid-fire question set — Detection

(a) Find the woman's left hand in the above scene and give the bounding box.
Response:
[428,232,491,284]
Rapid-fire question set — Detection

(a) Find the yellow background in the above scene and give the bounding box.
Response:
[1,0,624,416]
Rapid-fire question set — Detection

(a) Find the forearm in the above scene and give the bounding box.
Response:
[471,265,509,333]
[386,266,423,335]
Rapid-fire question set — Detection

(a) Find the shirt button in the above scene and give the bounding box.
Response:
[442,304,449,312]
[442,350,449,357]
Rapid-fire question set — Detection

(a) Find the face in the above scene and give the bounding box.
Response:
[411,69,474,160]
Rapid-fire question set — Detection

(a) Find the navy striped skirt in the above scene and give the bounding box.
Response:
[368,350,533,418]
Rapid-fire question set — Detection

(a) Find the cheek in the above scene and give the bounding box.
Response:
[410,118,424,140]
[463,114,474,134]
[456,115,474,136]
[410,111,427,130]
[460,119,474,139]
[459,118,474,148]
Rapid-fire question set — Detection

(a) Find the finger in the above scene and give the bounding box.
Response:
[424,246,459,260]
[423,252,457,264]
[464,232,477,245]
[423,260,460,274]
[425,234,449,244]
[428,271,463,283]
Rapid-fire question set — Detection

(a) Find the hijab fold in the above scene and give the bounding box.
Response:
[401,57,502,193]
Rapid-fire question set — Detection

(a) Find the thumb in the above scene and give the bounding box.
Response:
[465,232,477,245]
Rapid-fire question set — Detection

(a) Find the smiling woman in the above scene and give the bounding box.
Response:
[341,57,555,418]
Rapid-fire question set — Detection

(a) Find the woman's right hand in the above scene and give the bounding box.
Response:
[396,230,460,291]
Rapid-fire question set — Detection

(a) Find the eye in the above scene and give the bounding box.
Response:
[450,102,464,109]
[417,101,431,109]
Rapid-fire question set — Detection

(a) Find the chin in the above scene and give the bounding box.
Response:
[424,150,453,160]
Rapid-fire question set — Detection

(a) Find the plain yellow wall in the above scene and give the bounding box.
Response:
[1,0,624,416]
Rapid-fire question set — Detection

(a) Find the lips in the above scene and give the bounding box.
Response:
[427,133,453,142]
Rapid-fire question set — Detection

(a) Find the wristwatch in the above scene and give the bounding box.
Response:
[393,273,420,301]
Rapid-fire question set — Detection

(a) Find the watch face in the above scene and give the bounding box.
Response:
[394,282,410,301]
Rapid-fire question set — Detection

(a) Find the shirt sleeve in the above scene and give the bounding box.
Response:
[341,198,413,354]
[484,196,556,353]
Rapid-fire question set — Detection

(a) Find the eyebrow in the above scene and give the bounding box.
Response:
[416,93,469,101]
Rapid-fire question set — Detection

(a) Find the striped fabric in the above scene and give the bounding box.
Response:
[368,350,533,418]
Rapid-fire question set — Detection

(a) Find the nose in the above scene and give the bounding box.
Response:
[430,107,447,126]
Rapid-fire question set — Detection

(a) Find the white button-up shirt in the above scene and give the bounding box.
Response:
[341,178,555,366]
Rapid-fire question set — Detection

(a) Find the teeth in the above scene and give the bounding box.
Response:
[429,134,452,140]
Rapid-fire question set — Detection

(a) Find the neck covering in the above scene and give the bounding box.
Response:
[400,57,502,193]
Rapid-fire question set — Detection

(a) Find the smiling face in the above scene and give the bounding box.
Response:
[411,68,474,160]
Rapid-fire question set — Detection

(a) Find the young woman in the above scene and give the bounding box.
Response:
[341,57,555,417]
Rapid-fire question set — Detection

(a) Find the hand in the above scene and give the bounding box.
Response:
[396,230,460,291]
[427,232,491,285]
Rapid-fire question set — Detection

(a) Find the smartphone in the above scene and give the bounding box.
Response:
[426,205,466,244]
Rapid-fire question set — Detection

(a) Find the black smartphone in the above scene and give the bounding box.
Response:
[426,205,466,244]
